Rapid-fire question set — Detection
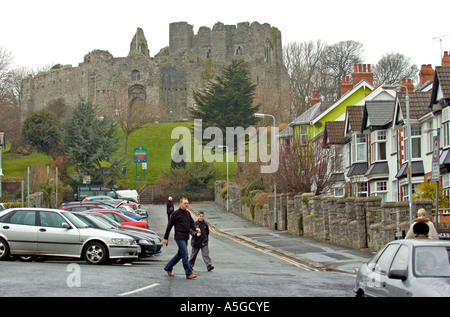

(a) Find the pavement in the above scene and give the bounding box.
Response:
[189,202,374,275]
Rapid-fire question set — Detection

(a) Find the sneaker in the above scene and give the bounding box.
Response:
[207,265,214,271]
[186,273,197,279]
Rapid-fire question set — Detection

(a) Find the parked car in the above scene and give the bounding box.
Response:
[59,201,116,211]
[83,196,141,210]
[86,211,158,236]
[355,239,450,297]
[0,208,140,264]
[70,212,160,258]
[116,189,140,203]
[91,209,149,229]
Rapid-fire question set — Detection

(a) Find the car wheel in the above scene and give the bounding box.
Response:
[84,242,108,265]
[0,238,10,260]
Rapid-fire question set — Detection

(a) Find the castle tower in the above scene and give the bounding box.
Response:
[129,28,150,57]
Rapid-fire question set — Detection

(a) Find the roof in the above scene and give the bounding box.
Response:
[345,106,364,133]
[395,91,431,125]
[291,101,334,125]
[430,66,450,108]
[312,80,373,124]
[323,121,346,145]
[362,100,395,130]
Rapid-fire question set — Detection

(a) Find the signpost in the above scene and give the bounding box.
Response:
[133,147,148,181]
[431,131,440,232]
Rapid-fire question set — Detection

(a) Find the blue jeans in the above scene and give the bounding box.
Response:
[164,239,192,276]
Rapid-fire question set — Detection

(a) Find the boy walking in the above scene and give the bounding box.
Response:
[189,211,214,272]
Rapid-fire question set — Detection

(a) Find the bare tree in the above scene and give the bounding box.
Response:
[102,85,164,154]
[373,52,419,85]
[283,40,328,117]
[277,137,342,194]
[253,80,292,125]
[320,40,365,99]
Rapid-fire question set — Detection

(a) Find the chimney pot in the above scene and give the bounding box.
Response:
[443,51,450,66]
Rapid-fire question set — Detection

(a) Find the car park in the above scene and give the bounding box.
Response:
[70,212,160,258]
[355,239,450,297]
[87,211,158,236]
[60,201,116,211]
[92,209,149,229]
[0,208,140,264]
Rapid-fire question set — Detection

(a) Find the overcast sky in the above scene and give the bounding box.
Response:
[1,0,449,71]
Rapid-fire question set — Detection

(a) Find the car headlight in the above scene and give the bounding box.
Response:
[111,238,135,245]
[138,239,152,244]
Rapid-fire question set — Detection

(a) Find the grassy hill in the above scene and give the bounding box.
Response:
[1,122,237,190]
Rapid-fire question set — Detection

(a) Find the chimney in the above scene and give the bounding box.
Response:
[443,51,450,66]
[419,64,434,86]
[311,91,320,106]
[340,76,353,96]
[401,79,414,92]
[352,64,373,86]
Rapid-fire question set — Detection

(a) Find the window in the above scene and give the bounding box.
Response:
[443,107,450,148]
[391,131,397,154]
[8,210,36,226]
[390,245,409,272]
[372,181,387,203]
[131,70,140,81]
[353,182,368,197]
[334,188,344,197]
[236,46,243,55]
[39,211,67,228]
[264,39,272,62]
[411,126,421,158]
[402,183,417,201]
[300,125,307,145]
[374,244,400,274]
[352,134,366,163]
[371,131,387,161]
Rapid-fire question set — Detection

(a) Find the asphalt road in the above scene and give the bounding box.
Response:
[0,203,358,301]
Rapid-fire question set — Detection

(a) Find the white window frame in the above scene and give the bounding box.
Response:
[371,130,387,162]
[442,107,450,148]
[352,134,366,163]
[300,125,307,145]
[372,181,388,203]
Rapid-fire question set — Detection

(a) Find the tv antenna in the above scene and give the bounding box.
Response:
[433,34,449,59]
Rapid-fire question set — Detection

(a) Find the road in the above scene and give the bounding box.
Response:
[0,203,358,302]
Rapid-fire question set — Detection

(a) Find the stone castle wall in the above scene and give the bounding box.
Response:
[21,22,290,122]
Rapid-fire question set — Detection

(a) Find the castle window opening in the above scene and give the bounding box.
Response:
[206,49,212,58]
[236,46,243,55]
[131,70,141,81]
[264,39,272,63]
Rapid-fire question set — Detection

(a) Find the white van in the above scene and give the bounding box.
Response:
[116,189,139,203]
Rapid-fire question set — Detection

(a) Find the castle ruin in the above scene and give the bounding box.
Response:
[20,21,290,122]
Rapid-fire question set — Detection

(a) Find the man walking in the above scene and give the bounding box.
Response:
[163,197,200,279]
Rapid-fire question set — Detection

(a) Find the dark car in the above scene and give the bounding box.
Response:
[85,211,161,255]
[70,212,159,258]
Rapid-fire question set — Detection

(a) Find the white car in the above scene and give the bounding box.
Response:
[0,208,140,264]
[355,239,450,297]
[0,203,6,211]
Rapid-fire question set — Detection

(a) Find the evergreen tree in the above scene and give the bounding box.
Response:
[60,100,125,185]
[190,59,259,140]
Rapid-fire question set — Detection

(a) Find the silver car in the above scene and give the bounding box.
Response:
[0,208,140,264]
[355,239,450,297]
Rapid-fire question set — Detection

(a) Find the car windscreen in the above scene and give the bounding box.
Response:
[64,212,93,228]
[414,246,450,278]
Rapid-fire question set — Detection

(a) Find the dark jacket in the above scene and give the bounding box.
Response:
[164,208,196,241]
[191,220,209,248]
[167,200,174,215]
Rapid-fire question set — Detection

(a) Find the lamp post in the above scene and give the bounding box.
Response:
[254,113,277,230]
[0,132,4,199]
[218,145,229,211]
[383,84,413,224]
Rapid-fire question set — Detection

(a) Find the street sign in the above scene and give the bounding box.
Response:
[134,147,147,163]
[431,135,440,181]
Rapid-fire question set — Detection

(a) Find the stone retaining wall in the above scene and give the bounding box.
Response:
[215,181,435,252]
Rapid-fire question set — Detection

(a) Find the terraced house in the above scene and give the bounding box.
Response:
[283,52,450,212]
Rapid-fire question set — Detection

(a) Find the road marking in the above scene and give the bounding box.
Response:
[118,283,159,296]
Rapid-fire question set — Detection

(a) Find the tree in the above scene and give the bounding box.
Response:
[190,59,259,142]
[60,100,125,184]
[103,85,163,155]
[373,52,419,85]
[22,109,61,158]
[320,40,365,99]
